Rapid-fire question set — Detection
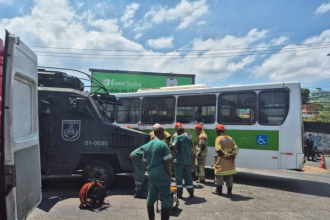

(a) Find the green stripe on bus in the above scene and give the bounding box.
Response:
[139,128,279,151]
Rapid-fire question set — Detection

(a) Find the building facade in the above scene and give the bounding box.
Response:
[308,88,330,108]
[302,104,319,118]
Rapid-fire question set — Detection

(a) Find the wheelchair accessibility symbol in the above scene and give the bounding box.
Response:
[256,135,267,145]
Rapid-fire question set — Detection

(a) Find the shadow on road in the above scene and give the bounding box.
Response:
[38,175,84,212]
[171,207,183,217]
[38,174,138,212]
[204,168,330,198]
[181,196,207,205]
[38,168,330,212]
[230,194,254,202]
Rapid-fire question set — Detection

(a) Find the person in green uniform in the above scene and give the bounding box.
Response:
[171,127,194,199]
[129,144,147,198]
[143,125,172,220]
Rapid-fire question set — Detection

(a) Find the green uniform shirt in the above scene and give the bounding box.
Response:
[130,144,147,158]
[172,134,192,166]
[143,139,172,178]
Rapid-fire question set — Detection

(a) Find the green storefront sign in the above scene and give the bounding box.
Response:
[90,69,195,93]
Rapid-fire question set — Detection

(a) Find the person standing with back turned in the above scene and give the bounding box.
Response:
[171,127,194,199]
[170,122,196,180]
[129,144,147,198]
[194,124,208,183]
[213,124,238,196]
[143,125,172,220]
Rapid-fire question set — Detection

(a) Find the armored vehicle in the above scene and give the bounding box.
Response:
[37,69,150,187]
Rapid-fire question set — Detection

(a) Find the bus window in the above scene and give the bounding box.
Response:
[218,92,256,124]
[177,95,216,124]
[141,96,175,123]
[116,98,141,123]
[258,90,289,125]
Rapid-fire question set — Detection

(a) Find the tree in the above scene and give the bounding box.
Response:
[317,104,325,111]
[305,109,330,122]
[301,88,310,104]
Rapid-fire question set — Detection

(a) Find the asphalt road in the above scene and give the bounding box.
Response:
[305,155,329,168]
[28,164,330,220]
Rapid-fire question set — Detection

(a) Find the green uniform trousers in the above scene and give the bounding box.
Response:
[147,176,171,208]
[131,156,145,192]
[174,163,194,196]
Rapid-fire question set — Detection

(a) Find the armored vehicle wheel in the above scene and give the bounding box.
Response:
[83,160,115,188]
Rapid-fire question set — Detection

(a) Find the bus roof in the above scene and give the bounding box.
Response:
[113,81,300,97]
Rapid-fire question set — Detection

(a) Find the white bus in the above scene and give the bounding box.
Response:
[106,82,304,170]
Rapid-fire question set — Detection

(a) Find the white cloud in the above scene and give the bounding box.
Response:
[271,36,288,45]
[120,3,140,28]
[134,33,143,39]
[76,1,84,9]
[0,0,11,5]
[147,36,174,49]
[2,0,317,87]
[144,0,209,29]
[197,20,206,26]
[315,2,330,14]
[95,2,108,17]
[252,30,330,82]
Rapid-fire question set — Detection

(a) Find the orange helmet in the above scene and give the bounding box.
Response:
[126,125,132,129]
[215,124,226,131]
[194,124,203,131]
[175,122,182,129]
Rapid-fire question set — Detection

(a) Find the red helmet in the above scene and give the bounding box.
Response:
[215,124,226,131]
[194,124,203,131]
[126,125,132,129]
[175,122,182,129]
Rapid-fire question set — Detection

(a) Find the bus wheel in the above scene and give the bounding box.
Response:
[83,160,115,188]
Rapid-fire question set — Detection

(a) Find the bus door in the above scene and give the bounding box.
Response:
[0,30,41,220]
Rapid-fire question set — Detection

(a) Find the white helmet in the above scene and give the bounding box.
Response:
[153,123,161,129]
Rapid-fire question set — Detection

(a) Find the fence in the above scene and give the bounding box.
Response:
[304,122,330,154]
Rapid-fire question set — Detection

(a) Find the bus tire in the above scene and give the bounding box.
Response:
[83,160,115,188]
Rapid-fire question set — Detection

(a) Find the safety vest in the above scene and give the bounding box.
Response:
[196,131,208,157]
[214,135,238,176]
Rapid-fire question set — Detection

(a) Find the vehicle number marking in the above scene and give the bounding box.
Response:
[85,140,108,146]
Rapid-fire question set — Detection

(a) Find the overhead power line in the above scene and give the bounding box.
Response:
[35,45,330,60]
[29,41,330,52]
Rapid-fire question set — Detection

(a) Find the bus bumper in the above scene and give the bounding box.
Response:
[297,153,305,169]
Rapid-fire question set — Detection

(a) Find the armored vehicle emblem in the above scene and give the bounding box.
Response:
[62,120,81,141]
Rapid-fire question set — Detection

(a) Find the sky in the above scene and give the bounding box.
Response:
[1,0,330,91]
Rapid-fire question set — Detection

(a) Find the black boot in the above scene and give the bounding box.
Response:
[212,186,222,195]
[161,207,171,220]
[227,187,233,196]
[134,190,146,198]
[147,206,155,220]
[191,171,196,181]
